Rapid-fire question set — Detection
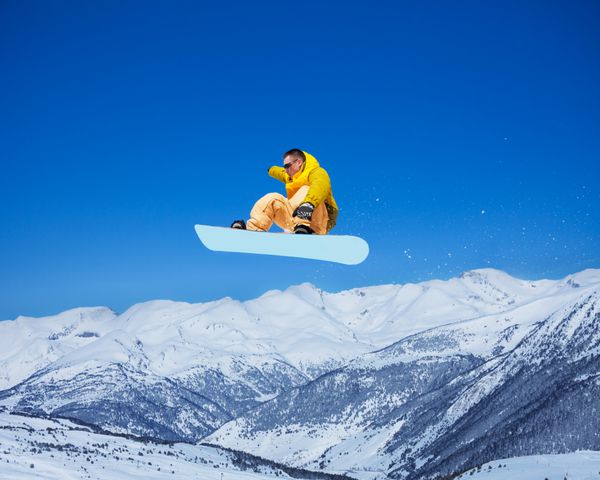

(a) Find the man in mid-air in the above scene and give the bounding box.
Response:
[231,149,338,235]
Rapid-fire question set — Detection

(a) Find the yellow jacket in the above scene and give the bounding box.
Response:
[268,152,338,232]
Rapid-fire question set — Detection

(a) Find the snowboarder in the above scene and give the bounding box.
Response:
[231,149,338,235]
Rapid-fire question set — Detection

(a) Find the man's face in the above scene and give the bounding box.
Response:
[283,155,303,177]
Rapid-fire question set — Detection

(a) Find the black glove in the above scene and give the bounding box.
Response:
[293,202,314,221]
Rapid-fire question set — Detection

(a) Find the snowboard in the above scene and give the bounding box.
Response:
[194,225,369,265]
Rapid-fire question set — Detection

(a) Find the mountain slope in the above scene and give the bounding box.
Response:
[0,307,118,390]
[455,451,600,480]
[0,411,352,480]
[400,289,600,479]
[207,280,600,479]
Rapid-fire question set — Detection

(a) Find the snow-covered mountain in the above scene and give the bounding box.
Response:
[207,273,600,479]
[1,268,599,479]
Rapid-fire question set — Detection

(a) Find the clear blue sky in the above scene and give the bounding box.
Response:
[1,0,598,319]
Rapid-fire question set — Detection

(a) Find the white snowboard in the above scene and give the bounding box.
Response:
[194,225,369,265]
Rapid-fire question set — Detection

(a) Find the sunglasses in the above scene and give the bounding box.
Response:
[283,160,298,170]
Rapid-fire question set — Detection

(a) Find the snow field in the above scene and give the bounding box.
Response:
[455,451,600,480]
[0,412,299,480]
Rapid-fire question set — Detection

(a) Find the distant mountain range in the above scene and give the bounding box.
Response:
[1,268,599,479]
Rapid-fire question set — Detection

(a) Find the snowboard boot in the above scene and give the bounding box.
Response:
[294,224,314,234]
[230,219,247,230]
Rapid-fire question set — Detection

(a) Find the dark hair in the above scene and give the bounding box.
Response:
[283,148,306,162]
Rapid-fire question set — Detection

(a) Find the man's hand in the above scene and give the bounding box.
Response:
[292,202,315,221]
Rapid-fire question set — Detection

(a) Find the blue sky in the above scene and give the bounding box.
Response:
[1,0,599,319]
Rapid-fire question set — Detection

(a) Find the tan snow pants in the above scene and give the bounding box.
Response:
[246,185,329,235]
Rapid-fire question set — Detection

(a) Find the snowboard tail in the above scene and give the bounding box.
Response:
[194,225,369,265]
